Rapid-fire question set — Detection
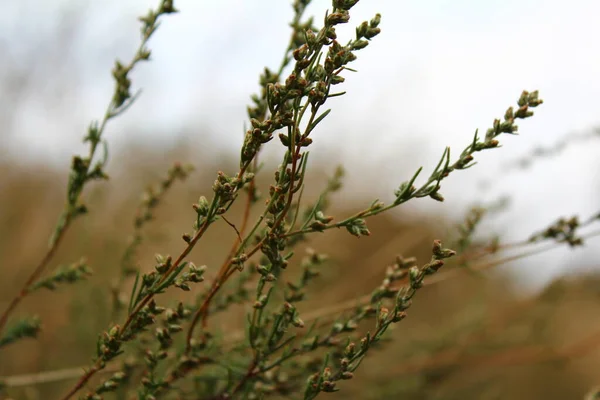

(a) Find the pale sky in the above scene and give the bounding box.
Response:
[1,0,599,291]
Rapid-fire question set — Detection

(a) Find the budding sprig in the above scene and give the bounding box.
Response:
[222,243,454,398]
[529,211,600,247]
[29,258,92,292]
[80,371,128,400]
[237,2,378,243]
[281,90,543,240]
[211,248,327,399]
[0,0,180,357]
[455,206,487,254]
[241,4,381,169]
[252,0,382,281]
[0,316,41,349]
[249,250,326,356]
[61,252,205,399]
[182,0,383,358]
[127,257,206,317]
[303,241,455,399]
[392,91,542,209]
[62,0,181,239]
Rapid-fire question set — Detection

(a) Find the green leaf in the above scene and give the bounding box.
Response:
[306,109,331,136]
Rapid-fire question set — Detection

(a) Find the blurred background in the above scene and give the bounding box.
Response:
[1,0,600,399]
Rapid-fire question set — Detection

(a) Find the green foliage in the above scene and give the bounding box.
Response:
[1,0,599,399]
[0,316,41,349]
[30,259,92,292]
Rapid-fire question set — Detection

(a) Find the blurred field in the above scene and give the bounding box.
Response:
[1,145,600,400]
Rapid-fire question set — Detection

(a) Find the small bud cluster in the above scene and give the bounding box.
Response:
[0,316,41,349]
[303,241,455,399]
[135,302,193,399]
[344,218,370,237]
[529,215,586,247]
[30,258,91,292]
[456,206,486,254]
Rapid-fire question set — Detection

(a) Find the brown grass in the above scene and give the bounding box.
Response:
[1,146,599,399]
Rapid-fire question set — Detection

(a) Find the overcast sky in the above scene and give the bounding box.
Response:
[1,0,599,291]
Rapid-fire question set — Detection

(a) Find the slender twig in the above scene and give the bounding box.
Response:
[0,0,177,336]
[186,98,317,346]
[0,216,72,332]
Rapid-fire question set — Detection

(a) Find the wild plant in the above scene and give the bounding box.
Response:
[1,0,599,399]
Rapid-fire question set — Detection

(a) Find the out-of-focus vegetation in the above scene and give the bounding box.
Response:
[2,148,600,399]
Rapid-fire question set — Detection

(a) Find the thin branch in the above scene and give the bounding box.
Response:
[0,216,72,331]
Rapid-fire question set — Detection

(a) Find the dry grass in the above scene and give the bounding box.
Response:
[1,145,599,399]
